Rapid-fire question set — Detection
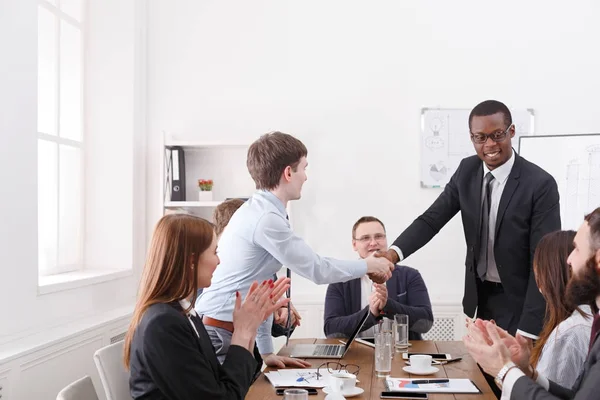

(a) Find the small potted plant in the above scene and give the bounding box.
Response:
[198,179,214,201]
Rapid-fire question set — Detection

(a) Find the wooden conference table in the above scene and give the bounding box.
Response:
[246,339,496,399]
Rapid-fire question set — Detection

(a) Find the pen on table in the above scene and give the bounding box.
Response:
[411,379,449,384]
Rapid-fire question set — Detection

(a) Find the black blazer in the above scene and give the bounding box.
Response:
[128,302,258,400]
[392,153,560,336]
[511,328,600,399]
[323,265,434,340]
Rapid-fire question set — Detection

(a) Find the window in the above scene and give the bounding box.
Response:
[37,0,85,276]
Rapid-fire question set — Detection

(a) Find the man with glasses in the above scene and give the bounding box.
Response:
[377,100,560,397]
[324,216,434,339]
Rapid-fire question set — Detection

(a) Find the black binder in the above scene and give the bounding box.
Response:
[168,146,186,201]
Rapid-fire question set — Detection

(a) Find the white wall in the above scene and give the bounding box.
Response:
[0,0,145,397]
[145,0,600,308]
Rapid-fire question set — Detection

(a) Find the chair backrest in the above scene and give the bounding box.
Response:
[93,341,133,400]
[56,376,99,400]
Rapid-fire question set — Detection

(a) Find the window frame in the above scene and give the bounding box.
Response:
[37,0,86,277]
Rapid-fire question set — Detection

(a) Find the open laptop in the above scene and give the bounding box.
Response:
[288,307,370,359]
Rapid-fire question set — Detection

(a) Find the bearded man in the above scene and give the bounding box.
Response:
[463,207,600,400]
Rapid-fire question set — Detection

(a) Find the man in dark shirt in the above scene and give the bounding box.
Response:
[324,216,434,339]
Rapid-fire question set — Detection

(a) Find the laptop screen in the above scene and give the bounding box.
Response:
[341,307,371,353]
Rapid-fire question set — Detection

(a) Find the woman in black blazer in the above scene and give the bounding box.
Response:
[124,214,290,400]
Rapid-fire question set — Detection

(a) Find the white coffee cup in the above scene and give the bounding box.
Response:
[409,354,432,371]
[329,372,357,393]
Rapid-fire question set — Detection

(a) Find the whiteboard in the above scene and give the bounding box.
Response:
[420,108,535,188]
[519,133,600,231]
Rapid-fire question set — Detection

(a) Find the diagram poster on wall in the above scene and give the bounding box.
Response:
[420,107,534,188]
[519,134,600,231]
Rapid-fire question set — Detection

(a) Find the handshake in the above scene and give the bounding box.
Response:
[365,249,398,284]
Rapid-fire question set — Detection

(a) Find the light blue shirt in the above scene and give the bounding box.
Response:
[195,190,367,354]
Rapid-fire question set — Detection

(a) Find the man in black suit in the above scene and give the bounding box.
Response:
[379,100,560,396]
[464,208,600,399]
[381,99,560,337]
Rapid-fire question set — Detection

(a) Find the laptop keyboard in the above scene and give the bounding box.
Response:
[312,344,341,356]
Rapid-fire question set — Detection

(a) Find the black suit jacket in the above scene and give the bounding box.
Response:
[511,329,600,399]
[324,265,433,340]
[392,153,560,335]
[128,302,258,400]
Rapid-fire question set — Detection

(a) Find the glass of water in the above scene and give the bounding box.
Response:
[283,388,308,400]
[374,330,392,377]
[394,314,409,351]
[379,317,394,333]
[379,318,395,358]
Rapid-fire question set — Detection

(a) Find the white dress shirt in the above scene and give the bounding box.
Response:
[195,190,367,354]
[359,275,375,338]
[480,149,515,283]
[180,298,200,338]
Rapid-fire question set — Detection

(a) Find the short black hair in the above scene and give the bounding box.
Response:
[468,100,512,130]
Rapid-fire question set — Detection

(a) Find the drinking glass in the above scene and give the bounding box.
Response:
[374,330,392,377]
[394,314,409,351]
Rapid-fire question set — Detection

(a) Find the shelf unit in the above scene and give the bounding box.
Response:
[161,133,292,224]
[164,201,222,208]
[161,133,251,217]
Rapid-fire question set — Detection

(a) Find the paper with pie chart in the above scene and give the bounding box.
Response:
[385,377,480,393]
[420,108,534,188]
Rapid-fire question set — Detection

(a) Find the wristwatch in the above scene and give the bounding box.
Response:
[495,361,518,388]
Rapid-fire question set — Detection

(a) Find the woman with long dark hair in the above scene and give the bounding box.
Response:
[530,230,592,388]
[124,214,290,399]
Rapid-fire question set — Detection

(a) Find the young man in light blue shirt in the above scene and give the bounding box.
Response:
[196,131,394,368]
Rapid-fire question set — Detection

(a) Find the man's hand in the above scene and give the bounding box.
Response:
[366,252,394,284]
[463,321,513,377]
[273,303,301,327]
[369,292,383,317]
[496,329,532,371]
[373,283,388,306]
[262,353,311,368]
[273,306,290,326]
[465,318,531,371]
[375,249,399,264]
[290,302,301,327]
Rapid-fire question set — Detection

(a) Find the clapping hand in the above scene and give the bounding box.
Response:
[233,277,290,333]
[368,283,388,316]
[274,302,301,327]
[463,319,531,377]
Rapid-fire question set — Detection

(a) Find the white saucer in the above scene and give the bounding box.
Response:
[322,386,365,397]
[402,365,440,375]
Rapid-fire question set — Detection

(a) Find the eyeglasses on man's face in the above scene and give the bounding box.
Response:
[354,233,386,243]
[315,361,360,380]
[470,124,513,144]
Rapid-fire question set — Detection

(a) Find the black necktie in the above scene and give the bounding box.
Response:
[477,172,495,280]
[285,213,292,346]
